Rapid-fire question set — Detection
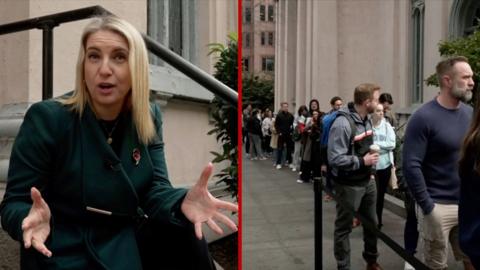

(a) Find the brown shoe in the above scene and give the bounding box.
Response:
[366,262,383,270]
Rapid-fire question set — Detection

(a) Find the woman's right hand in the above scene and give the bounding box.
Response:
[22,187,52,257]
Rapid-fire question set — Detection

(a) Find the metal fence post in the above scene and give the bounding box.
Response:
[313,176,323,270]
[39,20,56,100]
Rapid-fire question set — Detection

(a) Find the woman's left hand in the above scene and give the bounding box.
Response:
[181,163,238,239]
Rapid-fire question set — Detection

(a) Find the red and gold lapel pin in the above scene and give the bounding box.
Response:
[132,148,141,166]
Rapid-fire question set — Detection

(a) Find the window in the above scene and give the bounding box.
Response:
[242,58,250,72]
[411,0,424,103]
[262,56,274,72]
[148,0,196,65]
[168,0,182,56]
[268,5,274,22]
[261,32,266,46]
[260,5,266,21]
[268,32,274,46]
[245,7,251,24]
[449,0,480,37]
[464,8,480,35]
[244,32,251,48]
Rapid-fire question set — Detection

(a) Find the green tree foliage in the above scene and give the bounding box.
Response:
[208,33,238,199]
[242,75,274,111]
[426,29,480,106]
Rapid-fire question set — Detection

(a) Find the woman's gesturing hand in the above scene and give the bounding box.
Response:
[181,163,238,240]
[22,187,52,257]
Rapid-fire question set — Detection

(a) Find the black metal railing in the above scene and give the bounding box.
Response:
[0,5,237,106]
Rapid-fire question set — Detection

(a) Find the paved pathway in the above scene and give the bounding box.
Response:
[242,155,463,269]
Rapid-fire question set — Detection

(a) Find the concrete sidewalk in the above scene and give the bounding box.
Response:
[242,156,463,269]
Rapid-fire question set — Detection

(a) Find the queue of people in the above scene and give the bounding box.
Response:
[1,17,479,270]
[244,55,480,270]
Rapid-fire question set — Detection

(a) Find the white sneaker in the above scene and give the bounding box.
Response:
[296,179,304,183]
[259,157,267,160]
[292,168,297,172]
[276,165,282,169]
[289,164,295,169]
[404,262,414,270]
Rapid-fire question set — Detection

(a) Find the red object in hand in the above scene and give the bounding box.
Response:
[298,122,305,133]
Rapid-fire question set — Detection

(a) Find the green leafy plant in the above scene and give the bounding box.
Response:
[426,27,480,106]
[207,33,238,199]
[242,75,274,111]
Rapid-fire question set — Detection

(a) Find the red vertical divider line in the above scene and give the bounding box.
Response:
[237,0,243,269]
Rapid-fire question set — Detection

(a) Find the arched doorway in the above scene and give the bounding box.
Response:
[449,0,480,38]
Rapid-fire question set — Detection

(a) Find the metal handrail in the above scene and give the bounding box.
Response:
[0,5,237,106]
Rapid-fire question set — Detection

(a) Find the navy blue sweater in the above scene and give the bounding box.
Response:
[403,98,472,214]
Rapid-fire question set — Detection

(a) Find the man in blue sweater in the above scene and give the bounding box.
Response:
[403,56,475,270]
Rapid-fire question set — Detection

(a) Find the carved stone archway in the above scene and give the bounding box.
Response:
[449,0,480,38]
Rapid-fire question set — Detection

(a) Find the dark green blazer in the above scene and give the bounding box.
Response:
[0,100,188,269]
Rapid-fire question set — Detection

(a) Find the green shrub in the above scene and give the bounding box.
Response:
[208,33,238,199]
[426,28,480,107]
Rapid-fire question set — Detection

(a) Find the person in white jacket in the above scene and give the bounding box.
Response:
[262,109,274,157]
[372,103,396,229]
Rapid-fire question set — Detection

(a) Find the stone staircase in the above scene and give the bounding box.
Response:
[0,103,29,198]
[0,102,29,270]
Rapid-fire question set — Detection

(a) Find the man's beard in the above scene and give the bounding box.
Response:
[452,84,473,102]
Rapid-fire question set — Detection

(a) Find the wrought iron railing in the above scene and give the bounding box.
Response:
[0,5,237,106]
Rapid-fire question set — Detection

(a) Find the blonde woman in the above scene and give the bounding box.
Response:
[0,16,237,269]
[371,103,396,229]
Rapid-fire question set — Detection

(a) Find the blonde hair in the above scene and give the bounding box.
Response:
[60,16,155,145]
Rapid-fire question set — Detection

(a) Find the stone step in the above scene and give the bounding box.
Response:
[384,192,407,218]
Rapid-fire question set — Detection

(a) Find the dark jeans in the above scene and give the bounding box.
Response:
[243,128,250,154]
[263,135,272,154]
[300,160,311,181]
[375,166,391,227]
[334,180,379,270]
[322,169,335,195]
[276,133,293,165]
[248,133,263,158]
[401,189,419,255]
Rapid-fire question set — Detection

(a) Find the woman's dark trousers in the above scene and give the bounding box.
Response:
[375,166,391,228]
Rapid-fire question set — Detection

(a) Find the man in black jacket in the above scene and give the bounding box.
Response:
[275,102,294,169]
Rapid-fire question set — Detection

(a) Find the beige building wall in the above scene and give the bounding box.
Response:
[0,0,237,187]
[422,0,453,102]
[275,0,460,115]
[0,1,30,105]
[198,0,238,74]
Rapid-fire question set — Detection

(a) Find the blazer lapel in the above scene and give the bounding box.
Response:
[80,106,139,217]
[118,116,153,194]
